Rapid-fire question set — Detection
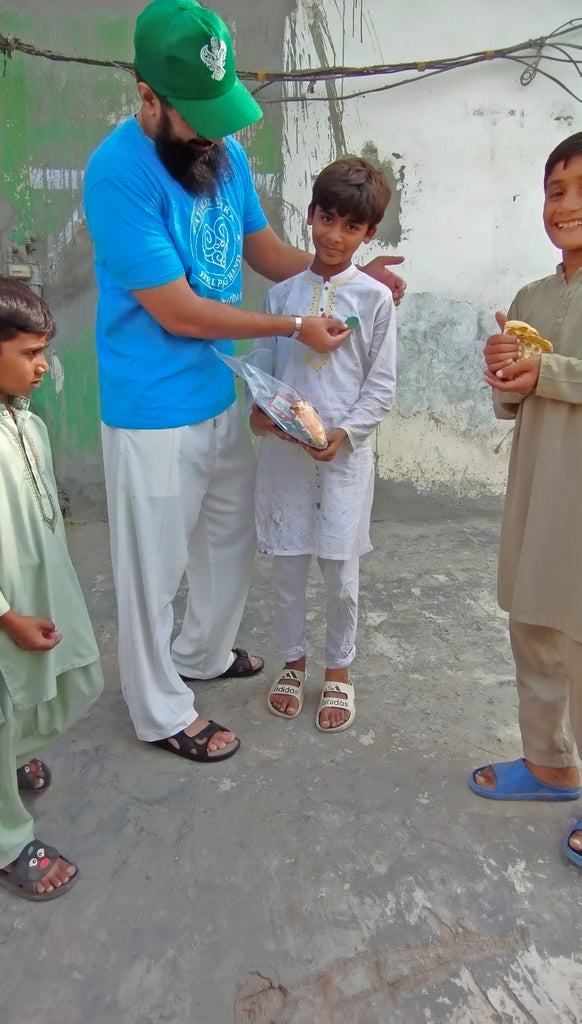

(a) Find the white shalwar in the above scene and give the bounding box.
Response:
[101,403,256,741]
[253,264,396,665]
[272,554,359,668]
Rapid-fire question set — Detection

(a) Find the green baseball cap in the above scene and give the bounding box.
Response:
[134,0,263,139]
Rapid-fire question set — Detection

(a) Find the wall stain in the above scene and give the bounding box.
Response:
[292,0,347,157]
[360,141,404,247]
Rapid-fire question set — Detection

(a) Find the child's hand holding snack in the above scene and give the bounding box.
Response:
[485,355,542,395]
[484,310,551,394]
[250,403,296,443]
[484,312,520,375]
[302,428,347,462]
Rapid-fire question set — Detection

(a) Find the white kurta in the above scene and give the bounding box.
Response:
[253,265,396,559]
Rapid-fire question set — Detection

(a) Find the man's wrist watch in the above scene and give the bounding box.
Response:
[288,315,302,339]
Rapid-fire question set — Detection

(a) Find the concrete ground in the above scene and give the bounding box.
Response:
[2,481,582,1024]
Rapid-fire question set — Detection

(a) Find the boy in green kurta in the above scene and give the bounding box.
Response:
[468,133,582,867]
[0,279,103,900]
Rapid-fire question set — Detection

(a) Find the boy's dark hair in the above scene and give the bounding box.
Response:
[310,156,391,227]
[0,278,56,343]
[544,132,582,189]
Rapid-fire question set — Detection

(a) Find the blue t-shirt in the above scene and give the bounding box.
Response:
[83,117,267,428]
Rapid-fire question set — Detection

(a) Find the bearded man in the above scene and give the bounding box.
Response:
[84,0,405,764]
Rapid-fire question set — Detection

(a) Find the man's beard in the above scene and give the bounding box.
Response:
[154,108,228,195]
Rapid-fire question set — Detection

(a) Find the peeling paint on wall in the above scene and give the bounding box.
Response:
[285,1,347,157]
[360,141,404,246]
[372,292,512,499]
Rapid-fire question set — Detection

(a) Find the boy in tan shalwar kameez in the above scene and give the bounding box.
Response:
[469,132,582,868]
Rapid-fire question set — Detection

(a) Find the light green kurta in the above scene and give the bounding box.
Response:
[494,265,582,641]
[0,398,99,710]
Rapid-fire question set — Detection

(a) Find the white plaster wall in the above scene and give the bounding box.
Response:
[278,0,580,498]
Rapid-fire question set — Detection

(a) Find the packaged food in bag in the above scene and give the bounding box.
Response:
[212,347,328,449]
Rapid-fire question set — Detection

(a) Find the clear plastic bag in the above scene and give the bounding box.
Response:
[213,347,328,449]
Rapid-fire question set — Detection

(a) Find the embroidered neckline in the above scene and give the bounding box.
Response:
[0,412,58,533]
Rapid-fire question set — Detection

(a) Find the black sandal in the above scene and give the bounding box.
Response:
[180,648,264,682]
[150,720,241,762]
[217,648,264,678]
[0,840,77,902]
[17,759,51,794]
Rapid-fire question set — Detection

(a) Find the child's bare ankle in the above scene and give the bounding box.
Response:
[324,667,349,684]
[286,657,306,672]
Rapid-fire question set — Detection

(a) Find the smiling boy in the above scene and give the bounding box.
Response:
[468,132,582,866]
[250,156,396,732]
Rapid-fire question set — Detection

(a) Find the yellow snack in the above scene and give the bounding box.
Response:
[503,320,553,359]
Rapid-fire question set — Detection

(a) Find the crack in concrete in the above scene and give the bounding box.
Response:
[234,918,529,1022]
[234,971,289,1023]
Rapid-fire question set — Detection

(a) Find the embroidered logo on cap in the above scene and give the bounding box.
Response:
[200,37,227,81]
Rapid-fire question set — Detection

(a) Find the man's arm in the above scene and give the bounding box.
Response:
[243,225,407,304]
[131,275,350,355]
[243,225,312,282]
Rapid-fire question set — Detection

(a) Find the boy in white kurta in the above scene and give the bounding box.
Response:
[468,132,582,867]
[0,280,103,901]
[250,157,396,731]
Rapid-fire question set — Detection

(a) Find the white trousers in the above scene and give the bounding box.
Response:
[272,554,359,669]
[101,403,256,741]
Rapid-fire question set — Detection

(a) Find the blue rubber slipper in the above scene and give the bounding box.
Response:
[468,758,582,801]
[563,818,582,866]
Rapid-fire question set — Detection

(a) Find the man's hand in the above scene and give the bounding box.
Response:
[302,428,348,462]
[0,609,62,651]
[298,317,350,354]
[484,311,519,376]
[249,404,297,443]
[360,256,406,305]
[485,355,541,395]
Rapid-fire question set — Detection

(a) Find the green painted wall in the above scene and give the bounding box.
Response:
[0,3,289,515]
[32,327,101,451]
[1,11,135,245]
[0,10,135,514]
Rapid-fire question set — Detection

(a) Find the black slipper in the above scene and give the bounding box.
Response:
[17,759,52,794]
[180,648,264,682]
[150,720,241,762]
[217,648,264,678]
[0,840,78,902]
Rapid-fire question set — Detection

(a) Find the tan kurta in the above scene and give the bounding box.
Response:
[495,265,582,641]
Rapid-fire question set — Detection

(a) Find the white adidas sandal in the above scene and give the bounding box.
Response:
[315,679,355,732]
[267,668,306,719]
